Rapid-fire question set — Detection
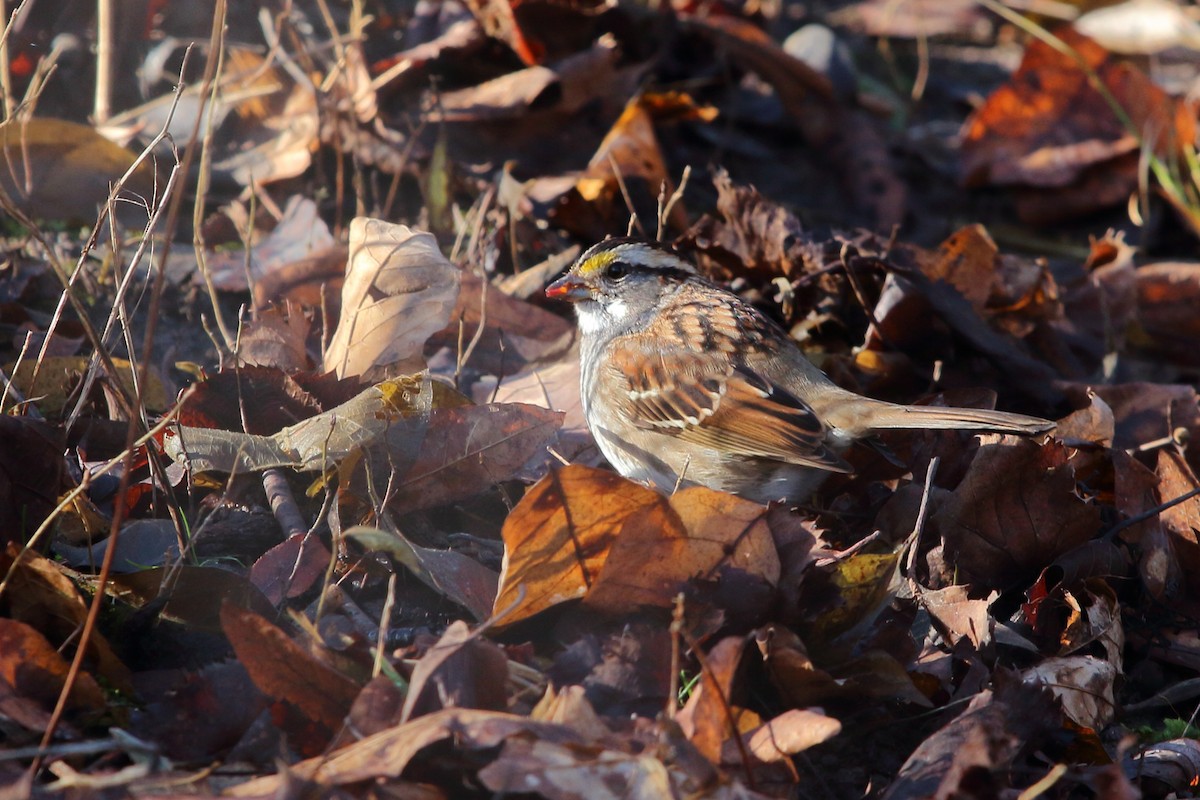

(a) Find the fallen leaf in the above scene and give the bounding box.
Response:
[1022,655,1116,730]
[347,527,499,621]
[387,402,564,511]
[743,708,841,761]
[494,465,660,626]
[677,636,758,764]
[249,533,331,605]
[0,618,105,714]
[0,117,159,225]
[400,620,508,722]
[208,196,335,292]
[1135,262,1200,367]
[882,675,1061,800]
[219,603,360,734]
[323,219,461,379]
[934,438,1101,590]
[920,585,995,650]
[235,306,313,372]
[960,27,1194,221]
[1155,450,1200,596]
[585,486,780,623]
[0,546,132,694]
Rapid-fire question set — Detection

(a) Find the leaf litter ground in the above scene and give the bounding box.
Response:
[2,0,1200,797]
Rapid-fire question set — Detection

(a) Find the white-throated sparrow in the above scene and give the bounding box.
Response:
[546,238,1054,504]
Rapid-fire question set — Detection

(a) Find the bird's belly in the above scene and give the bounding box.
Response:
[590,424,832,505]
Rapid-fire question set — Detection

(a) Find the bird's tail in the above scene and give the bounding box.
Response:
[832,399,1054,436]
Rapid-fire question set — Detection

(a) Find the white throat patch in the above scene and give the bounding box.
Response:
[576,298,628,336]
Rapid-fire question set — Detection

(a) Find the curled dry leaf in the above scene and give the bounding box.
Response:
[1124,739,1200,795]
[400,621,508,723]
[0,546,131,694]
[1154,450,1200,596]
[1136,262,1200,367]
[0,618,106,718]
[919,585,995,650]
[234,306,312,371]
[960,27,1194,222]
[347,527,499,621]
[208,196,335,292]
[677,636,755,764]
[323,219,460,379]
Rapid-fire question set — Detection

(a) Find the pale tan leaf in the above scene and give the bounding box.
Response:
[323,219,460,378]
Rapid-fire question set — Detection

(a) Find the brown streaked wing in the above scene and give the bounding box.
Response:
[604,338,851,472]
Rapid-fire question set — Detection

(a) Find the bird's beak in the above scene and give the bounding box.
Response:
[545,274,590,301]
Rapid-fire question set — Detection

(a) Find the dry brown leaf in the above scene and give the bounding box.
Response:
[960,27,1195,222]
[677,636,758,764]
[401,621,508,723]
[0,117,159,225]
[0,618,106,717]
[882,677,1061,800]
[323,219,461,379]
[236,306,312,371]
[1135,262,1200,367]
[934,438,1101,590]
[387,402,563,511]
[209,197,335,292]
[576,96,676,219]
[920,585,995,650]
[743,708,842,762]
[224,708,590,793]
[1155,450,1200,596]
[584,487,780,620]
[0,546,131,694]
[1022,655,1117,730]
[1055,390,1115,446]
[493,465,661,626]
[1112,449,1184,601]
[219,603,360,734]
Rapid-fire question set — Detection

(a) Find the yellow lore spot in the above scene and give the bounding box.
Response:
[576,249,617,277]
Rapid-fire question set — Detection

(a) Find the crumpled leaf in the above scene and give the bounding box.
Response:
[960,27,1194,222]
[323,219,460,379]
[400,620,508,723]
[384,402,564,511]
[882,675,1061,800]
[0,618,105,720]
[743,708,842,762]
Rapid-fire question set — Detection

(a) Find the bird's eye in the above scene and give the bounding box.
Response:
[604,262,629,280]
